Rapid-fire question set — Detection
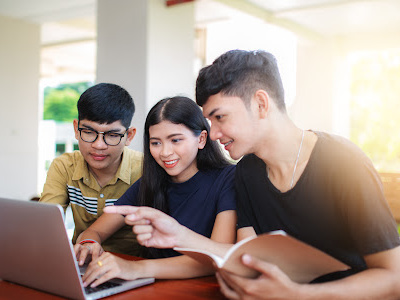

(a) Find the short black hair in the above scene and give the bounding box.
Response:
[196,49,286,112]
[77,83,135,128]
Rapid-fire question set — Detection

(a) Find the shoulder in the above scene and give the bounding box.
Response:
[185,166,236,191]
[311,131,380,186]
[123,147,143,162]
[42,152,85,190]
[123,148,143,170]
[120,148,143,183]
[314,131,371,166]
[315,131,360,151]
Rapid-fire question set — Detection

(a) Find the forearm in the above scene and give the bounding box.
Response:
[134,255,215,279]
[297,268,400,300]
[174,225,232,258]
[76,214,126,245]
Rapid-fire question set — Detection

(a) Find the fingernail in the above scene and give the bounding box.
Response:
[242,254,252,264]
[126,214,136,221]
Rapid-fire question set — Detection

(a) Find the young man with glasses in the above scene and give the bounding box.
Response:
[40,83,143,256]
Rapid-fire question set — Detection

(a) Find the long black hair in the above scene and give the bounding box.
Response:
[137,96,232,213]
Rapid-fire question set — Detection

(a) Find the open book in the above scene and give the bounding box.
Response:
[174,230,349,283]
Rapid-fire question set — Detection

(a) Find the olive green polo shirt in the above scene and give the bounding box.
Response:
[40,147,143,256]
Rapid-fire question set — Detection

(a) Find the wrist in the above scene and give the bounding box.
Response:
[131,260,149,278]
[292,282,310,300]
[174,225,192,248]
[78,239,99,245]
[175,226,205,249]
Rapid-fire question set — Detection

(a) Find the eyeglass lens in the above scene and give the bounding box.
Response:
[80,129,125,146]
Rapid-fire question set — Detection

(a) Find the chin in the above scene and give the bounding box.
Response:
[227,150,238,160]
[89,159,108,169]
[228,150,245,161]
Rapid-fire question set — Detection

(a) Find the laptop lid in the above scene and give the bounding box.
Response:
[0,198,154,300]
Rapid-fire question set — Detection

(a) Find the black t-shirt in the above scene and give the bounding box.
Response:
[236,131,399,271]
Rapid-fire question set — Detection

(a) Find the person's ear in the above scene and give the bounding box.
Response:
[253,90,269,119]
[124,127,137,146]
[73,119,80,140]
[198,130,207,150]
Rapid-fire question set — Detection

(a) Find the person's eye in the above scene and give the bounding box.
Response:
[150,141,161,146]
[107,133,121,138]
[83,130,96,135]
[172,138,182,143]
[215,115,224,121]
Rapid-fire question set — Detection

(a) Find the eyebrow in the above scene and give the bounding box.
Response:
[79,124,124,133]
[207,108,219,118]
[149,133,184,140]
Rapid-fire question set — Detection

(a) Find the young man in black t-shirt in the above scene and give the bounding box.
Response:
[108,50,400,300]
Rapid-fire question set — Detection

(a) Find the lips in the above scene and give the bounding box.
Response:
[222,140,233,151]
[163,159,178,168]
[91,153,107,161]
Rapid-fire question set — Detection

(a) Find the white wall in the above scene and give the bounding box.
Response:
[290,39,337,133]
[0,15,40,200]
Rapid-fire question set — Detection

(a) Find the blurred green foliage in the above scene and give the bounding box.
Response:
[43,82,93,122]
[349,50,400,172]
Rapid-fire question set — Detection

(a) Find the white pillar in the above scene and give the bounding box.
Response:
[96,0,196,151]
[0,16,40,200]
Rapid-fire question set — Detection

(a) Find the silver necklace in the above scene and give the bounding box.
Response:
[267,129,305,189]
[290,129,305,189]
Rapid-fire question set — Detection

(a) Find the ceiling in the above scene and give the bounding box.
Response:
[0,0,398,38]
[1,0,399,82]
[246,0,400,37]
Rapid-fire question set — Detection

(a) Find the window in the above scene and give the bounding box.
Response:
[349,49,400,172]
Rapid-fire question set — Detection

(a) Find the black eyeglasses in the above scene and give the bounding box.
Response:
[78,128,128,146]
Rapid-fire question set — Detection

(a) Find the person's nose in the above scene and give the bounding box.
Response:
[92,133,108,149]
[160,143,173,157]
[209,124,222,141]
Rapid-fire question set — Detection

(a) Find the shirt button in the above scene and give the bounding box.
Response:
[100,194,104,198]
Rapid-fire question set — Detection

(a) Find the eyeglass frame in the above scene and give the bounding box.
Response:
[77,126,129,146]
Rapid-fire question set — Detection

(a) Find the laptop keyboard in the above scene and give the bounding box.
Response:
[85,281,122,294]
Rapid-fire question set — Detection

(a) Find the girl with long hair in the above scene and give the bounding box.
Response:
[74,96,236,287]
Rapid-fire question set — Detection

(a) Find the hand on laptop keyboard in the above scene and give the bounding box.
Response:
[85,280,122,294]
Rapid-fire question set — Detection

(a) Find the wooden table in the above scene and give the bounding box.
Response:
[0,254,226,300]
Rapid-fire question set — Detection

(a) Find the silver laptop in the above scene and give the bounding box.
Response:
[0,198,154,300]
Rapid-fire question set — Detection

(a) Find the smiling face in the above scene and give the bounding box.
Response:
[74,119,135,176]
[149,120,206,183]
[202,93,259,160]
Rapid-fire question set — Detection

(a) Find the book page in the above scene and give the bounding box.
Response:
[175,248,226,268]
[222,233,349,283]
[175,231,349,283]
